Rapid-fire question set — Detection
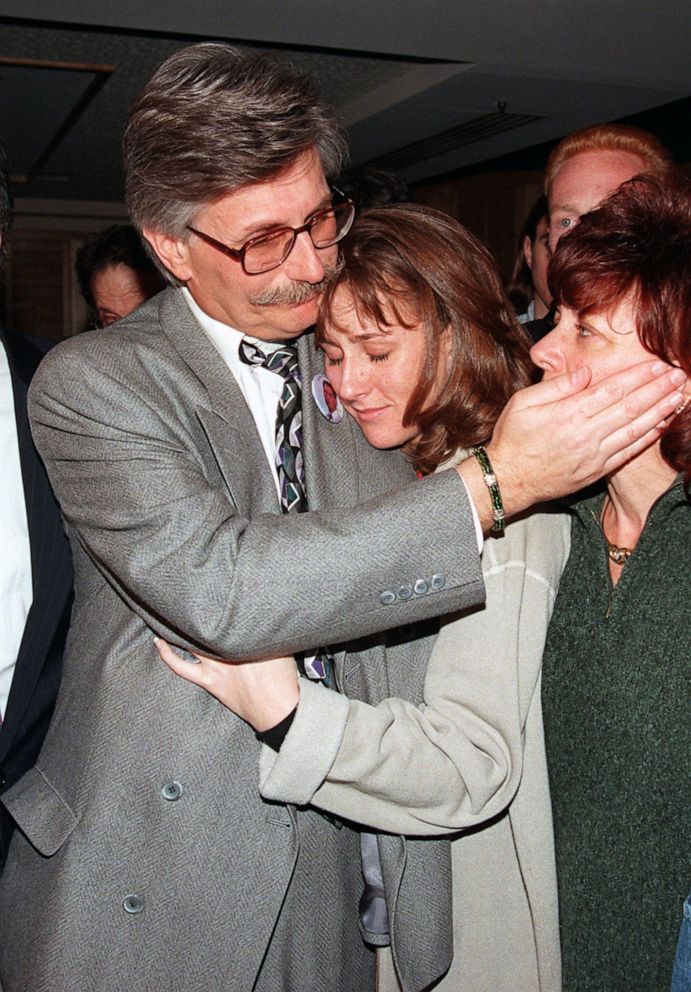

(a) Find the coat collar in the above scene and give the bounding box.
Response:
[157,290,276,514]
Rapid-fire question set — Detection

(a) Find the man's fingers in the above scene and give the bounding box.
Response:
[512,360,682,419]
[579,363,685,420]
[589,371,684,449]
[601,426,667,477]
[487,357,687,512]
[508,365,592,410]
[598,388,684,475]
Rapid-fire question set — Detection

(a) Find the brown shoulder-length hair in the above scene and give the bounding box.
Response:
[549,170,691,489]
[316,203,534,474]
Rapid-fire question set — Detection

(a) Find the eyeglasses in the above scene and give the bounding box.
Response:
[186,195,355,276]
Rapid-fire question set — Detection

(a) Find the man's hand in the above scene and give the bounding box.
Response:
[457,361,686,529]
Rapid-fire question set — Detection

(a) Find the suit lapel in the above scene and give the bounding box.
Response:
[297,332,359,513]
[159,290,278,516]
[297,332,394,696]
[158,298,404,703]
[160,293,361,517]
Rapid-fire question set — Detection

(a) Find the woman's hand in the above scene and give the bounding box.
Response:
[154,638,300,732]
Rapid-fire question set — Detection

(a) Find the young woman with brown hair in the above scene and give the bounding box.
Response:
[159,202,571,991]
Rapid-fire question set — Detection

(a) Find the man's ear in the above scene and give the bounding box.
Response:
[523,234,533,268]
[143,229,191,283]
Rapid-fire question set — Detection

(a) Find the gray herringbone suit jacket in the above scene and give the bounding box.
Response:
[0,289,484,992]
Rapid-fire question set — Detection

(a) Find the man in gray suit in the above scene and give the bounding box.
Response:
[0,44,683,992]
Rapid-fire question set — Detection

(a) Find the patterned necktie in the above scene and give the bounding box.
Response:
[240,339,306,513]
[239,337,335,686]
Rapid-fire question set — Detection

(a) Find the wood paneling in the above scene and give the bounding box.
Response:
[3,229,90,338]
[413,169,544,280]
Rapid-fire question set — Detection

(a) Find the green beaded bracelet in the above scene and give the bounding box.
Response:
[471,446,505,535]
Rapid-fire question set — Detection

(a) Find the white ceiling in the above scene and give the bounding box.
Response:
[0,1,689,203]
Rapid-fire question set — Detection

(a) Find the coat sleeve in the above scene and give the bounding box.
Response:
[259,512,571,835]
[27,338,484,660]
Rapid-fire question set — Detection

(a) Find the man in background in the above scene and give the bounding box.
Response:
[75,223,165,328]
[0,145,72,872]
[507,194,552,323]
[527,122,673,341]
[338,164,412,208]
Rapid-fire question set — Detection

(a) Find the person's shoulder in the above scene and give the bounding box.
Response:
[484,503,571,585]
[41,290,176,365]
[31,326,128,378]
[29,314,178,415]
[28,289,210,438]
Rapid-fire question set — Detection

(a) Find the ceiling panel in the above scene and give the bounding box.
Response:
[0,3,687,204]
[0,57,111,182]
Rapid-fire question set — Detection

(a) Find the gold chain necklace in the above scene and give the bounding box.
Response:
[590,499,635,565]
[604,539,633,565]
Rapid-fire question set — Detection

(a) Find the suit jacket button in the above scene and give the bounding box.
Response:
[430,573,446,591]
[123,894,144,914]
[397,585,413,601]
[161,781,183,801]
[413,579,429,595]
[380,590,396,605]
[0,771,6,790]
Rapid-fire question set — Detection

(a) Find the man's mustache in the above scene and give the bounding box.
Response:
[249,260,342,307]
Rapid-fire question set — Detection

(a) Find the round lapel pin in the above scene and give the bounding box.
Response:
[311,372,343,424]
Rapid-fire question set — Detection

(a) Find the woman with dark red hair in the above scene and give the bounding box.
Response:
[531,170,690,990]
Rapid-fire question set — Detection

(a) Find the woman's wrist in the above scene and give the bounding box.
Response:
[245,681,300,733]
[256,705,298,751]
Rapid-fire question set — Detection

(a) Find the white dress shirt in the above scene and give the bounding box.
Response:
[0,340,33,721]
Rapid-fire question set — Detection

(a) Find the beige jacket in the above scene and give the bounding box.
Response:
[261,498,570,992]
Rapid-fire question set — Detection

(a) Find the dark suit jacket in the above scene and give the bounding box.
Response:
[0,330,73,869]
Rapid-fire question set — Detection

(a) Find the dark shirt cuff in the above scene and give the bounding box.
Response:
[256,706,297,752]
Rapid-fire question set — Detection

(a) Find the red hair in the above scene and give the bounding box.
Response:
[549,171,691,487]
[545,123,672,196]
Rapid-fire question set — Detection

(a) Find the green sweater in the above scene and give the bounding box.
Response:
[542,480,690,992]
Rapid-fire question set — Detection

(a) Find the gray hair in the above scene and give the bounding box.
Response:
[123,43,348,237]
